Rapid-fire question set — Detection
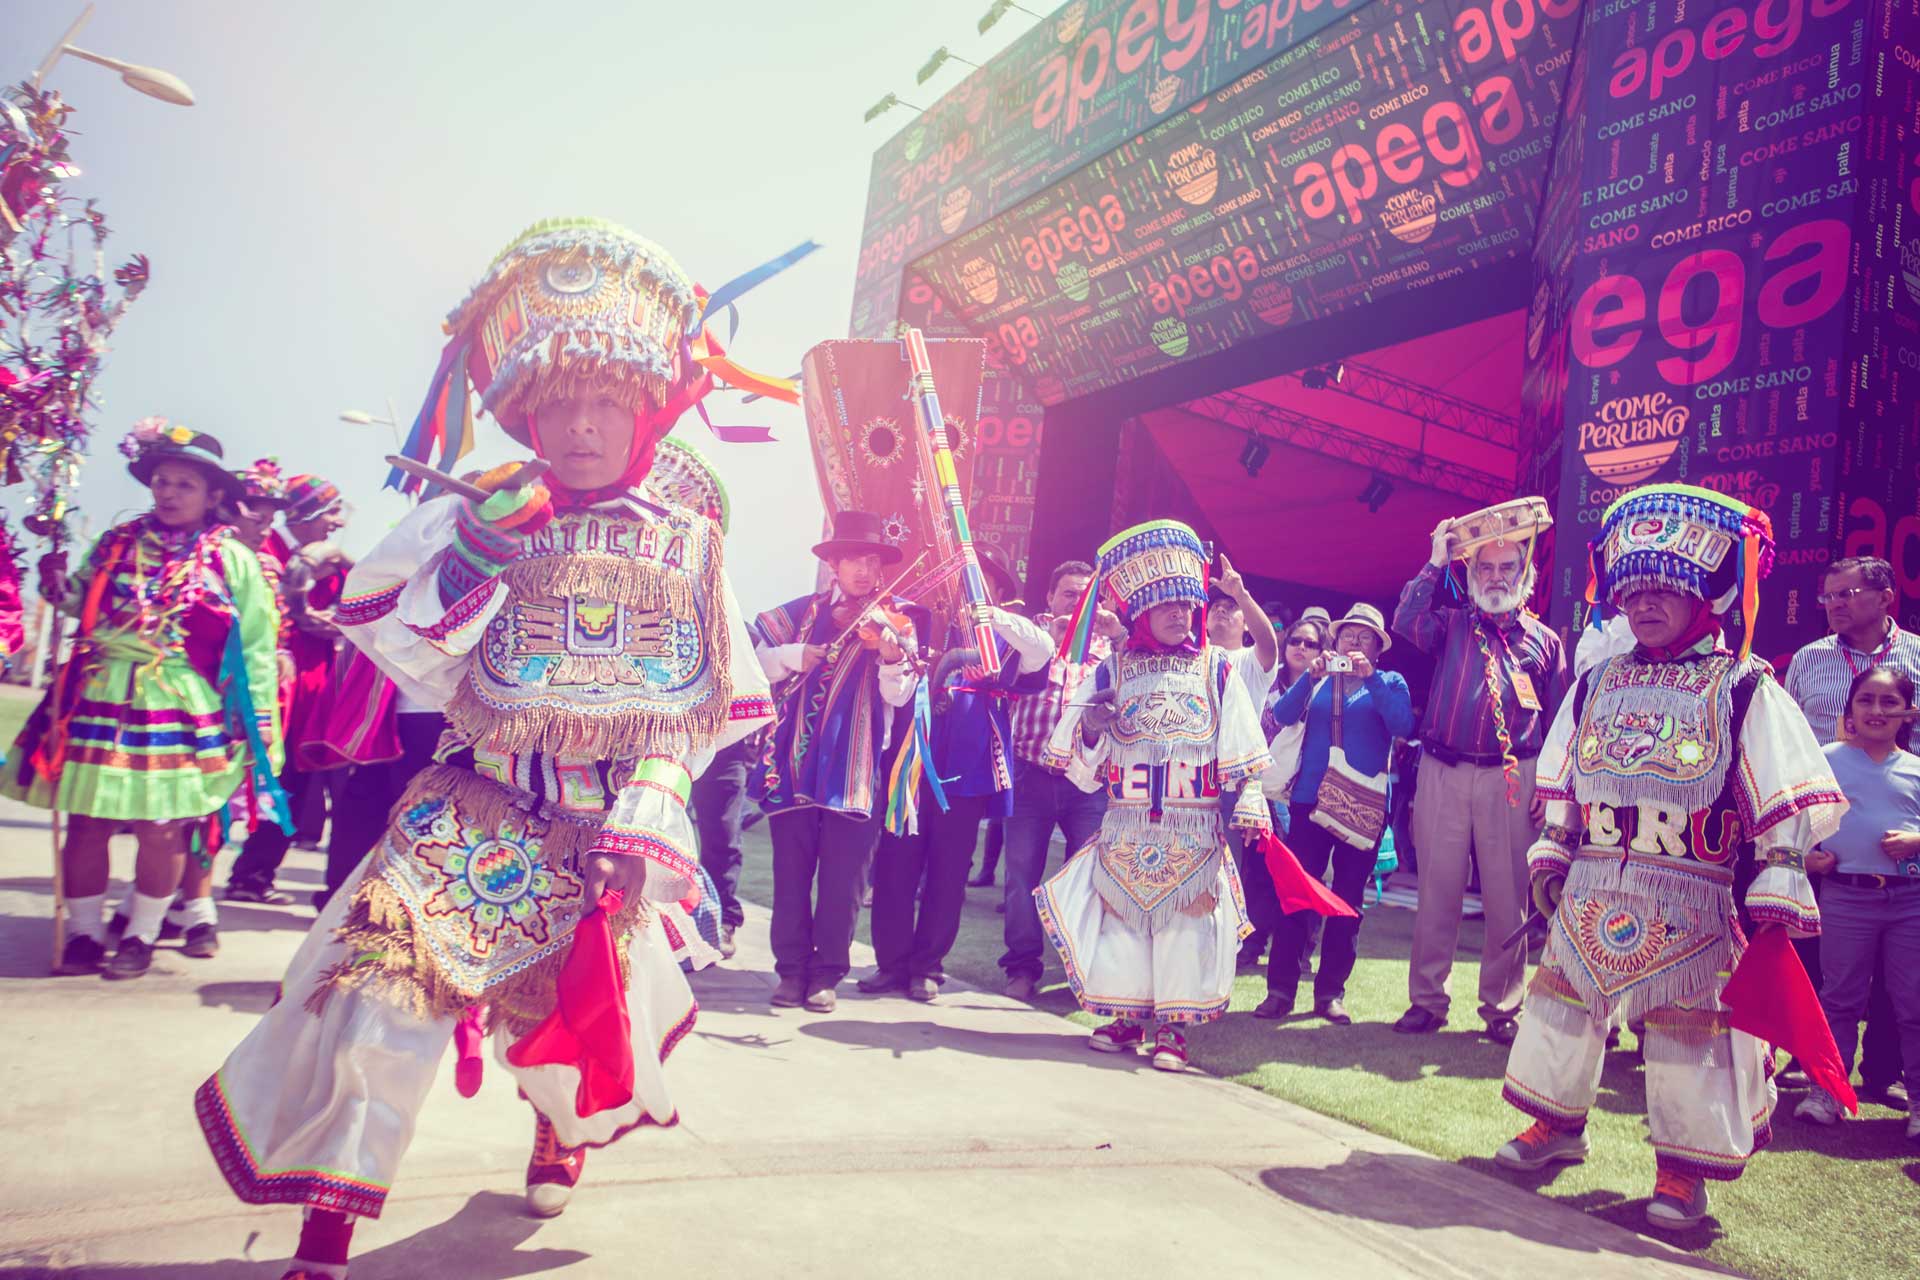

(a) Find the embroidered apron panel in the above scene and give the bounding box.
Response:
[377,788,588,994]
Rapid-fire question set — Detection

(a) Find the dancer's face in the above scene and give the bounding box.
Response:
[1147,601,1193,647]
[1623,587,1694,649]
[533,387,636,491]
[150,461,214,528]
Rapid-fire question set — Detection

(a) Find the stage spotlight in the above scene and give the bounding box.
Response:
[1330,362,1345,384]
[1357,473,1394,512]
[1239,432,1271,477]
[1300,367,1328,390]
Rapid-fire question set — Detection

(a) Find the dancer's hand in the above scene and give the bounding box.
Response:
[583,852,648,907]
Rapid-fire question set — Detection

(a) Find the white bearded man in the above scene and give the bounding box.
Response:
[1392,501,1568,1043]
[1493,483,1846,1232]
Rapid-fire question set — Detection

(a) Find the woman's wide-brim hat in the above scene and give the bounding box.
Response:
[1330,601,1393,654]
[1096,519,1209,625]
[126,424,234,498]
[812,509,902,564]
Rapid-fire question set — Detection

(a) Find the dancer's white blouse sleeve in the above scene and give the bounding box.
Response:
[1739,677,1847,937]
[336,496,510,710]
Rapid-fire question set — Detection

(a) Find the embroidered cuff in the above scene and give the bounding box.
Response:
[1218,745,1268,791]
[1746,862,1821,936]
[1231,784,1273,831]
[590,758,698,905]
[1527,835,1575,884]
[440,500,530,605]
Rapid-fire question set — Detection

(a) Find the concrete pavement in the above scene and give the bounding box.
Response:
[0,795,1731,1279]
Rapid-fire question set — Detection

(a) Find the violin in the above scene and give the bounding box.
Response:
[830,594,916,651]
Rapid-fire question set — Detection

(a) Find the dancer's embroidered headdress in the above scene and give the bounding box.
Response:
[1590,483,1775,659]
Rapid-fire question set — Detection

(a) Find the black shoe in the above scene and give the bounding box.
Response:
[182,923,220,959]
[857,968,907,994]
[1236,944,1266,971]
[1484,1016,1520,1045]
[718,924,738,961]
[770,975,806,1007]
[1776,1063,1811,1090]
[1394,1007,1446,1034]
[224,883,292,906]
[56,934,107,975]
[1252,992,1295,1020]
[104,937,155,981]
[905,975,938,1003]
[106,912,129,944]
[967,871,996,888]
[1316,998,1352,1025]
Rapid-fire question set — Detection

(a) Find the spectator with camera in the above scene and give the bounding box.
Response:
[1255,603,1413,1023]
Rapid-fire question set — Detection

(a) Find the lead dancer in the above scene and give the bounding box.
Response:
[196,219,777,1280]
[1037,521,1272,1071]
[1494,483,1845,1231]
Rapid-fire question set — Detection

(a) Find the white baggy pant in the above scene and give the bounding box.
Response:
[196,859,697,1219]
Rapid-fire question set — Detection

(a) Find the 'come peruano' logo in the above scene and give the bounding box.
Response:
[961,256,1000,306]
[1578,392,1690,486]
[1166,143,1219,206]
[1151,316,1190,358]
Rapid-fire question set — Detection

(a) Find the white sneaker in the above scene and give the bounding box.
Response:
[1793,1088,1842,1126]
[525,1181,573,1218]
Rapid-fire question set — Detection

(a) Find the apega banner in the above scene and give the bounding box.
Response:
[1540,0,1866,661]
[905,0,1582,403]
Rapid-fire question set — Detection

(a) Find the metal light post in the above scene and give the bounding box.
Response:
[33,5,196,106]
[339,401,405,450]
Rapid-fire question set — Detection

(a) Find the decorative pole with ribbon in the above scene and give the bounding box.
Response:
[901,327,999,676]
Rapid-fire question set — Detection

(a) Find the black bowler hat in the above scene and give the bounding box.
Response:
[812,510,903,564]
[125,423,237,500]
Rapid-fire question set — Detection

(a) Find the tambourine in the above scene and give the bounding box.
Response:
[1443,496,1552,559]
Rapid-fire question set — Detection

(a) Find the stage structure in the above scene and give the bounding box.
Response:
[838,0,1918,660]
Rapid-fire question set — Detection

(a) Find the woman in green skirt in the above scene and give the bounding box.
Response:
[3,421,283,979]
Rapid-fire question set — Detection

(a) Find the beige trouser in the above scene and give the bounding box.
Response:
[1408,753,1537,1023]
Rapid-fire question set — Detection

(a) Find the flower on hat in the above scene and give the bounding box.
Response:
[119,415,171,460]
[167,424,193,444]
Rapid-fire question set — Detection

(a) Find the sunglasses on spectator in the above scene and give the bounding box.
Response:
[1286,636,1323,650]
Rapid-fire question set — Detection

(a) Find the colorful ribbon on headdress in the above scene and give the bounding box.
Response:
[692,240,821,339]
[386,337,473,495]
[1056,572,1101,664]
[1582,537,1604,631]
[1738,530,1761,662]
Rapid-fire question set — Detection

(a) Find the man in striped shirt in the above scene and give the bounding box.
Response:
[1782,555,1917,1104]
[1000,559,1121,1001]
[1392,519,1568,1043]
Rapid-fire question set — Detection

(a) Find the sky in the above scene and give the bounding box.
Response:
[4,0,1027,610]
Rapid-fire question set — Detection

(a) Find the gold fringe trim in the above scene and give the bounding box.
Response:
[448,538,735,759]
[303,769,651,1026]
[1528,962,1589,1009]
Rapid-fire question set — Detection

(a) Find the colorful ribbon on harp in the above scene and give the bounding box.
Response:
[884,678,949,836]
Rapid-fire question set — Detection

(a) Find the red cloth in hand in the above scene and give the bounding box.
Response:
[506,891,635,1118]
[1259,832,1360,918]
[1722,926,1858,1115]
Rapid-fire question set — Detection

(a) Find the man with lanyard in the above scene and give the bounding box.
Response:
[751,510,920,1013]
[1393,504,1568,1043]
[1783,555,1918,1105]
[999,559,1123,1001]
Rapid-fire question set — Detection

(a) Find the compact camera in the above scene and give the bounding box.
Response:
[1323,652,1355,674]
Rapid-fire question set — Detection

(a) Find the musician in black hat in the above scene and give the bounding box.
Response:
[750,510,922,1012]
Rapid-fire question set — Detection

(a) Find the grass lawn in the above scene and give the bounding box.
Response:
[734,822,1917,1280]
